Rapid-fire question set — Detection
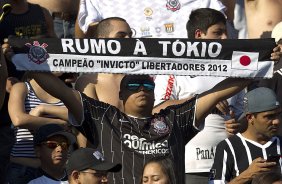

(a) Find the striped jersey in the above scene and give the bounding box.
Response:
[70,93,198,184]
[11,82,64,158]
[209,133,282,183]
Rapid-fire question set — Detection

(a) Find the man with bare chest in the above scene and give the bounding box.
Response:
[75,17,133,112]
[245,0,282,38]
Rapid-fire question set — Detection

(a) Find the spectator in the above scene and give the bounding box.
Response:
[76,0,227,38]
[7,72,69,184]
[31,70,257,184]
[66,147,121,184]
[75,17,132,111]
[153,8,244,184]
[28,123,76,184]
[257,22,282,135]
[209,87,282,184]
[244,0,282,39]
[0,1,56,180]
[27,0,79,38]
[141,156,176,184]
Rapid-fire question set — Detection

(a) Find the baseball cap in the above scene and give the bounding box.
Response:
[272,21,282,43]
[239,87,280,120]
[33,124,76,146]
[66,148,122,175]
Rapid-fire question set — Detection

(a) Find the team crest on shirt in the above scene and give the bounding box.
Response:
[166,0,181,12]
[151,117,169,135]
[25,41,49,64]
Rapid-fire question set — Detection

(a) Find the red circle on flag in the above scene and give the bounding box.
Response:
[240,55,251,66]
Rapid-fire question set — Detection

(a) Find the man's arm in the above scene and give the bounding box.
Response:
[8,82,68,130]
[196,78,252,127]
[0,46,7,110]
[41,7,57,38]
[31,72,83,123]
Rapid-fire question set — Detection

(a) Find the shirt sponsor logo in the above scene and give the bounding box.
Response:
[196,146,216,160]
[123,134,169,154]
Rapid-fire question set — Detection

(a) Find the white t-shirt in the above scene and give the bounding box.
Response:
[154,75,244,173]
[78,0,226,38]
[28,175,69,184]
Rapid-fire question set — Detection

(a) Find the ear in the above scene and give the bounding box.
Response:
[246,114,254,124]
[72,171,80,181]
[195,29,203,39]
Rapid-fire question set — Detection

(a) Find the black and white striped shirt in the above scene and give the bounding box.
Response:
[11,82,64,158]
[209,133,282,183]
[70,93,198,184]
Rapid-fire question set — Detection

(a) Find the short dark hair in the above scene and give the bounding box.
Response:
[140,156,176,184]
[251,171,282,184]
[186,8,226,38]
[96,17,128,37]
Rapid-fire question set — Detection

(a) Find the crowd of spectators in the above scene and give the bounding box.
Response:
[1,0,282,184]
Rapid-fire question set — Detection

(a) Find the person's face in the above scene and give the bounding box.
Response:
[196,22,227,39]
[142,162,169,184]
[38,135,69,167]
[121,78,155,111]
[77,169,108,184]
[107,20,132,38]
[251,108,282,139]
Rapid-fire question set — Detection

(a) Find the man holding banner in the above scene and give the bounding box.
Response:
[8,25,282,184]
[27,69,270,184]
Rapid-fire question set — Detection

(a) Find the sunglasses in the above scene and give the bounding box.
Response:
[126,81,155,92]
[41,141,69,150]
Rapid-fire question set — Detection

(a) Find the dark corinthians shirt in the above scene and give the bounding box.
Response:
[71,93,198,184]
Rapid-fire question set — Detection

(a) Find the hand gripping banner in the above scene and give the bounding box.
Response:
[10,37,276,78]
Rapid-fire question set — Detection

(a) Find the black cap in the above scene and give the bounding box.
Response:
[33,124,76,146]
[66,148,122,175]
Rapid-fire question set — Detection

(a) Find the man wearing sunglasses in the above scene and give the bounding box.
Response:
[67,148,121,184]
[28,124,76,184]
[31,66,272,184]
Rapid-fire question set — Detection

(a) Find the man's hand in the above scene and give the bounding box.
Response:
[271,44,282,61]
[225,111,240,136]
[244,157,277,178]
[229,157,278,184]
[215,100,229,115]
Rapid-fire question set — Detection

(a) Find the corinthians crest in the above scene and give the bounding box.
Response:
[25,41,49,64]
[166,0,181,12]
[151,117,169,135]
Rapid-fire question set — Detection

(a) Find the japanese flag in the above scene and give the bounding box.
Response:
[231,51,259,71]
